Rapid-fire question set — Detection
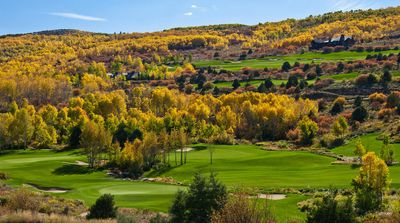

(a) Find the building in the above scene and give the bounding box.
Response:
[310,35,355,50]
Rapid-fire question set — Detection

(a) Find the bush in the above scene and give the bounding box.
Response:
[7,188,40,212]
[320,134,344,149]
[369,93,387,104]
[303,192,355,223]
[87,194,117,219]
[297,117,318,145]
[212,193,276,223]
[0,172,8,180]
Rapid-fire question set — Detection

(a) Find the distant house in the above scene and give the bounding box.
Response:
[310,35,355,50]
[108,72,140,80]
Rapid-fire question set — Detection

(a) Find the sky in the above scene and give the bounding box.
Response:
[0,0,399,35]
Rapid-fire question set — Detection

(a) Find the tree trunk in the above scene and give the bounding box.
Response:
[180,148,183,165]
[174,150,177,166]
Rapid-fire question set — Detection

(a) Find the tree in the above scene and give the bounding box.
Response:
[382,70,392,83]
[87,194,117,219]
[331,97,345,115]
[80,121,112,168]
[264,77,274,90]
[354,96,362,107]
[282,61,291,72]
[354,138,366,163]
[169,173,227,223]
[331,116,349,139]
[352,152,389,214]
[170,190,187,223]
[9,108,33,149]
[380,135,394,165]
[257,82,267,93]
[351,106,368,122]
[297,117,318,145]
[286,75,299,88]
[232,79,241,90]
[69,125,82,148]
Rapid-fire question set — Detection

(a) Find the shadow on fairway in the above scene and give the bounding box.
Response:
[52,164,93,175]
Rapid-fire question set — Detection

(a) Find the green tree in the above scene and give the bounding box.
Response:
[169,173,227,223]
[232,79,241,90]
[170,190,187,223]
[381,70,392,83]
[87,194,117,219]
[282,61,291,72]
[351,106,368,122]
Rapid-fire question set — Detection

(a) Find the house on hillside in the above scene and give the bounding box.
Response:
[310,35,355,50]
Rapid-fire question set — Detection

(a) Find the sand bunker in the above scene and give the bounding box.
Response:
[175,147,194,152]
[25,183,69,193]
[250,194,287,200]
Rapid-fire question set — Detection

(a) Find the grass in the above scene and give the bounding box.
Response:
[269,194,309,223]
[2,142,400,222]
[194,50,400,71]
[332,132,400,161]
[0,150,182,211]
[147,144,359,189]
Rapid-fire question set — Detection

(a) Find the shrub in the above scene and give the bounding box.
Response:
[7,188,40,212]
[0,172,8,180]
[386,92,400,108]
[322,47,334,54]
[297,117,318,145]
[320,133,344,148]
[369,93,387,104]
[303,192,355,223]
[87,194,117,219]
[378,108,395,120]
[286,129,299,142]
[212,193,276,223]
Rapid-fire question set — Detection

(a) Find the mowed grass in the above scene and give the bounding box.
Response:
[332,133,400,161]
[147,144,359,189]
[2,142,399,221]
[194,50,400,71]
[0,150,182,211]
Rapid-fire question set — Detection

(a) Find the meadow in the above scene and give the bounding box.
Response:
[194,50,399,71]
